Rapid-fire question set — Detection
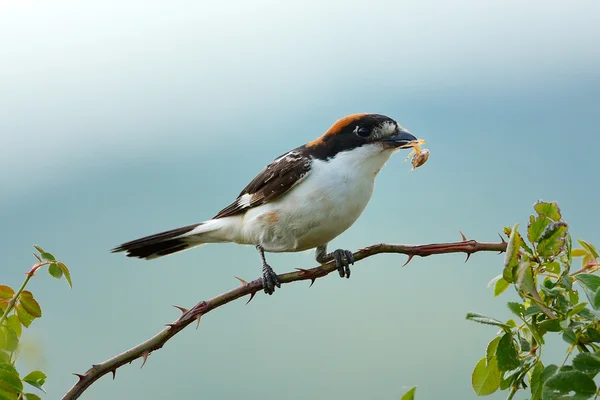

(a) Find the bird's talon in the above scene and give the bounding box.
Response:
[331,249,353,279]
[262,264,280,295]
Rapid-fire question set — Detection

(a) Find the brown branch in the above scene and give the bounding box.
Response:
[62,236,507,400]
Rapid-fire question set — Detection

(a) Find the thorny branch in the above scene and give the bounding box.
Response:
[62,235,507,400]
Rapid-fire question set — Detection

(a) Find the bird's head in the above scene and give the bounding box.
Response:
[303,113,417,160]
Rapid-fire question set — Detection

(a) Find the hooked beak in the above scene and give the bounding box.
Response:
[383,129,417,148]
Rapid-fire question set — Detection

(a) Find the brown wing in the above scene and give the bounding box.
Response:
[213,151,312,219]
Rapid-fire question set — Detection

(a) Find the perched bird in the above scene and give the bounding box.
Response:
[112,113,417,294]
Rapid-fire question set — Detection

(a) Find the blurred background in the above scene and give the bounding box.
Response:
[1,0,599,398]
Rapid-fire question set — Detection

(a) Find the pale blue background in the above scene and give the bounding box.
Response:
[1,1,599,399]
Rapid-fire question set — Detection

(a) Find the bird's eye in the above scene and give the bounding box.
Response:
[354,126,371,137]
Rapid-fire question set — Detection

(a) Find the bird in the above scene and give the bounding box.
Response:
[112,113,417,295]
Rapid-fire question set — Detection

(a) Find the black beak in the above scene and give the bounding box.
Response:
[384,130,417,148]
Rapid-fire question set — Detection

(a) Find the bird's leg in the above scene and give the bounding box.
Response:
[256,245,280,295]
[315,244,354,279]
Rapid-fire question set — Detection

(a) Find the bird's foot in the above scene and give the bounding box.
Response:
[331,249,354,279]
[262,263,281,295]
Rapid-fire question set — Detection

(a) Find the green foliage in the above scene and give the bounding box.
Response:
[400,386,416,400]
[464,201,600,399]
[0,247,72,399]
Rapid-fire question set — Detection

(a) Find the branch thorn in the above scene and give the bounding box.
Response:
[245,291,256,305]
[234,276,248,286]
[195,315,201,329]
[140,351,150,369]
[309,278,316,288]
[173,305,189,314]
[111,369,116,380]
[498,232,507,244]
[459,231,468,242]
[73,373,86,382]
[465,253,472,263]
[402,255,414,267]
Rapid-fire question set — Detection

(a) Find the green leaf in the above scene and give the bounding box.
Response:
[507,302,525,317]
[572,249,588,258]
[503,224,521,283]
[569,302,589,317]
[48,263,63,279]
[0,330,5,350]
[516,262,535,295]
[529,321,545,345]
[496,333,520,372]
[593,287,600,310]
[32,246,45,254]
[22,371,46,393]
[586,328,600,342]
[572,353,600,375]
[0,363,23,393]
[578,240,599,259]
[569,290,580,305]
[494,277,510,296]
[525,305,542,316]
[24,394,42,400]
[575,274,600,307]
[530,361,545,400]
[518,332,531,352]
[472,356,501,396]
[18,291,41,318]
[6,316,21,338]
[543,370,596,400]
[400,386,416,400]
[0,386,20,400]
[0,352,9,363]
[40,252,55,262]
[0,327,18,352]
[534,201,562,221]
[57,262,72,288]
[0,286,14,300]
[15,304,35,328]
[528,214,551,245]
[562,329,577,344]
[537,222,568,258]
[465,313,510,329]
[486,336,502,362]
[545,261,561,274]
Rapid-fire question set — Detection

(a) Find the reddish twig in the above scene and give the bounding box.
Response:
[62,236,506,400]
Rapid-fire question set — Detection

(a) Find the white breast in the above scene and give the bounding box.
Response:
[238,144,395,252]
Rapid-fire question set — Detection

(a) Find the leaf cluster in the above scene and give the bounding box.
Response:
[466,201,600,399]
[0,247,72,400]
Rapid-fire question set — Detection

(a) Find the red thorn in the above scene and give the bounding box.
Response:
[234,276,248,286]
[402,255,414,267]
[140,351,150,369]
[195,315,201,329]
[459,231,468,242]
[173,304,189,314]
[465,253,471,263]
[309,278,316,288]
[111,369,116,380]
[245,291,256,305]
[73,373,86,382]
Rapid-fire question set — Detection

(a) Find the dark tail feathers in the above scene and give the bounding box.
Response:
[112,223,202,260]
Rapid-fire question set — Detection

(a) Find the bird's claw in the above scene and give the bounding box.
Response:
[332,249,354,278]
[262,263,281,295]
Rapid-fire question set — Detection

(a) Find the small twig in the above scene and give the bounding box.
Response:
[62,237,506,400]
